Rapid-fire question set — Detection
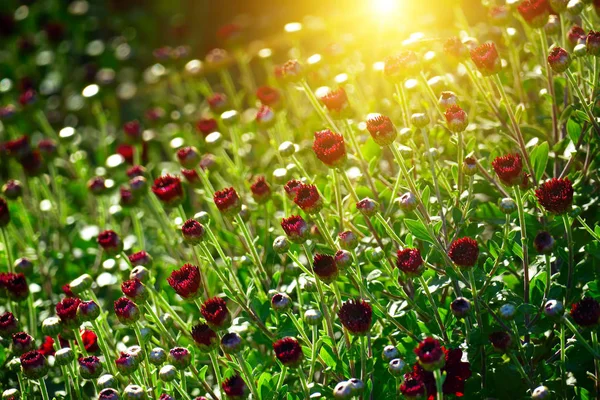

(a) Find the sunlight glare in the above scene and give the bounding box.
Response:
[371,0,399,14]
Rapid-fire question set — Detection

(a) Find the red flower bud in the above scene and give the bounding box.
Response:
[384,52,419,80]
[284,179,304,200]
[586,30,600,56]
[320,87,350,118]
[396,248,424,278]
[196,118,218,136]
[568,26,587,48]
[281,215,309,244]
[399,372,426,398]
[281,59,303,82]
[115,351,139,375]
[177,146,201,169]
[200,297,231,330]
[0,311,18,335]
[312,254,339,284]
[182,219,206,245]
[273,337,303,367]
[222,375,248,398]
[444,37,469,61]
[208,93,228,113]
[129,251,153,268]
[547,47,571,73]
[448,237,479,268]
[213,187,242,216]
[312,129,347,168]
[414,337,445,371]
[113,297,140,325]
[20,350,49,379]
[2,180,23,200]
[444,105,468,133]
[152,175,184,207]
[338,299,372,335]
[492,153,523,186]
[250,176,271,204]
[293,184,322,214]
[255,105,276,128]
[470,42,501,76]
[1,272,29,301]
[535,178,574,214]
[489,331,512,353]
[191,323,219,352]
[97,230,123,255]
[256,86,281,108]
[79,355,103,379]
[123,120,142,143]
[570,297,600,327]
[366,114,397,147]
[121,278,148,302]
[518,0,550,28]
[12,331,35,354]
[168,264,202,300]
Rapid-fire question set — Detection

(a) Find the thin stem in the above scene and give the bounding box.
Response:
[360,335,367,383]
[1,227,14,271]
[394,83,410,127]
[332,170,344,232]
[562,317,600,359]
[38,378,50,400]
[561,322,567,398]
[592,331,600,398]
[374,212,405,246]
[433,369,445,400]
[235,354,259,399]
[420,127,448,242]
[514,186,530,332]
[508,352,534,389]
[562,214,574,302]
[209,351,222,390]
[539,29,560,150]
[298,367,311,398]
[300,80,339,131]
[73,329,88,357]
[468,269,484,330]
[566,69,600,135]
[418,275,449,342]
[314,213,338,250]
[172,380,194,400]
[234,214,269,291]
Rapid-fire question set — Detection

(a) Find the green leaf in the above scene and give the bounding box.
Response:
[567,118,582,144]
[530,141,549,182]
[404,219,433,243]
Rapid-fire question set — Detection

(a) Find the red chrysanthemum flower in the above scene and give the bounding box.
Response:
[338,299,372,335]
[191,323,219,352]
[182,219,206,245]
[208,93,228,112]
[56,297,82,326]
[320,87,348,113]
[273,337,303,367]
[293,184,323,214]
[115,351,138,375]
[113,297,139,325]
[38,336,56,356]
[412,348,472,399]
[250,176,271,204]
[116,143,148,165]
[384,51,419,80]
[400,372,426,398]
[213,187,242,216]
[281,215,309,244]
[81,329,99,353]
[222,375,247,398]
[256,86,281,108]
[201,297,231,330]
[177,146,201,169]
[284,179,304,200]
[448,237,479,268]
[444,105,468,133]
[444,37,469,60]
[366,114,397,147]
[281,59,303,82]
[568,26,587,47]
[119,187,137,208]
[0,311,18,335]
[518,0,550,28]
[196,118,218,136]
[97,230,123,255]
[129,251,153,268]
[0,197,10,227]
[396,248,424,278]
[12,331,34,354]
[4,136,30,159]
[570,297,600,327]
[312,129,347,168]
[586,30,600,56]
[547,47,572,73]
[121,278,148,302]
[414,337,445,371]
[62,283,74,297]
[18,89,37,107]
[78,355,103,379]
[535,178,574,214]
[19,149,44,177]
[312,254,339,283]
[20,350,48,379]
[123,120,142,143]
[126,165,146,179]
[492,154,523,186]
[470,42,501,76]
[168,264,202,300]
[489,331,512,352]
[2,180,23,200]
[152,175,184,207]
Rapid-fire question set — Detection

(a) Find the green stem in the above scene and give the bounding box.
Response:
[276,366,288,391]
[562,214,574,302]
[209,351,222,390]
[235,354,259,399]
[514,187,530,331]
[540,29,560,149]
[420,127,448,242]
[332,170,344,232]
[38,378,50,400]
[313,213,338,251]
[561,322,567,398]
[433,369,445,400]
[172,380,193,400]
[300,80,339,131]
[468,269,484,330]
[298,367,311,398]
[418,275,449,342]
[508,352,534,390]
[1,227,14,271]
[73,329,88,357]
[234,214,269,292]
[565,69,600,135]
[563,317,600,359]
[394,83,410,127]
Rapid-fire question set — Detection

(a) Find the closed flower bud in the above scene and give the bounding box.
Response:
[312,130,347,168]
[587,30,600,56]
[535,178,574,215]
[444,105,468,133]
[152,175,184,208]
[470,42,501,76]
[335,250,353,271]
[313,254,339,284]
[191,323,218,352]
[549,0,569,13]
[338,231,358,250]
[176,146,201,169]
[201,297,231,330]
[222,374,248,399]
[0,312,19,336]
[255,105,276,128]
[411,113,430,129]
[213,187,242,216]
[250,177,271,204]
[489,331,512,353]
[367,247,384,262]
[451,297,472,318]
[414,337,445,371]
[2,180,23,200]
[79,355,103,379]
[12,332,34,354]
[544,299,564,318]
[69,274,93,295]
[388,358,406,376]
[55,347,74,366]
[273,337,303,367]
[567,0,584,15]
[41,317,61,336]
[534,231,554,254]
[88,177,107,196]
[382,345,399,361]
[438,91,458,109]
[333,381,353,399]
[278,141,296,158]
[397,192,418,213]
[281,215,309,244]
[304,309,323,326]
[444,37,470,61]
[168,347,191,370]
[463,156,478,176]
[123,385,146,400]
[498,198,517,214]
[271,293,291,312]
[130,266,151,284]
[356,198,379,217]
[20,351,48,379]
[499,304,517,320]
[97,230,123,256]
[129,176,147,194]
[149,348,167,366]
[221,332,243,354]
[122,279,148,302]
[115,352,139,375]
[181,219,206,245]
[273,236,290,254]
[77,300,100,321]
[570,297,600,327]
[490,5,511,25]
[347,378,364,395]
[127,346,145,364]
[532,385,551,399]
[159,364,178,382]
[448,237,479,268]
[113,297,140,325]
[396,248,424,278]
[545,15,561,35]
[56,297,82,327]
[548,47,571,73]
[97,374,116,389]
[98,388,120,400]
[518,0,550,28]
[129,251,153,269]
[2,389,20,400]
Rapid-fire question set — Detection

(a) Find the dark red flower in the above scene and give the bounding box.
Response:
[534,231,554,254]
[129,251,153,268]
[38,336,56,356]
[284,179,303,200]
[518,0,550,28]
[414,337,445,371]
[384,51,419,80]
[113,297,140,325]
[213,187,242,216]
[320,87,349,113]
[273,337,303,367]
[586,30,600,56]
[97,230,123,255]
[20,350,48,379]
[12,331,34,354]
[208,93,228,112]
[492,154,523,186]
[123,120,142,143]
[182,219,206,245]
[570,297,600,327]
[145,107,165,122]
[0,197,10,227]
[0,311,18,335]
[293,184,323,214]
[121,278,148,302]
[444,105,468,133]
[568,26,587,47]
[444,37,469,60]
[535,178,574,214]
[470,42,501,76]
[120,187,137,208]
[366,114,397,147]
[168,264,202,300]
[412,348,472,399]
[115,351,138,375]
[2,273,29,302]
[547,47,572,73]
[281,59,303,82]
[338,299,372,335]
[127,165,146,179]
[222,375,247,398]
[396,248,424,278]
[62,283,75,297]
[177,146,201,169]
[281,215,309,244]
[3,180,23,200]
[400,372,426,398]
[312,129,347,168]
[256,86,281,108]
[256,105,275,127]
[87,177,107,196]
[448,237,479,268]
[81,329,99,353]
[168,347,191,369]
[489,331,512,352]
[18,89,37,107]
[356,197,380,217]
[79,355,103,379]
[4,136,30,159]
[313,254,339,283]
[250,177,271,204]
[201,297,231,330]
[152,175,184,207]
[19,150,44,177]
[191,323,219,352]
[196,118,218,136]
[56,297,82,326]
